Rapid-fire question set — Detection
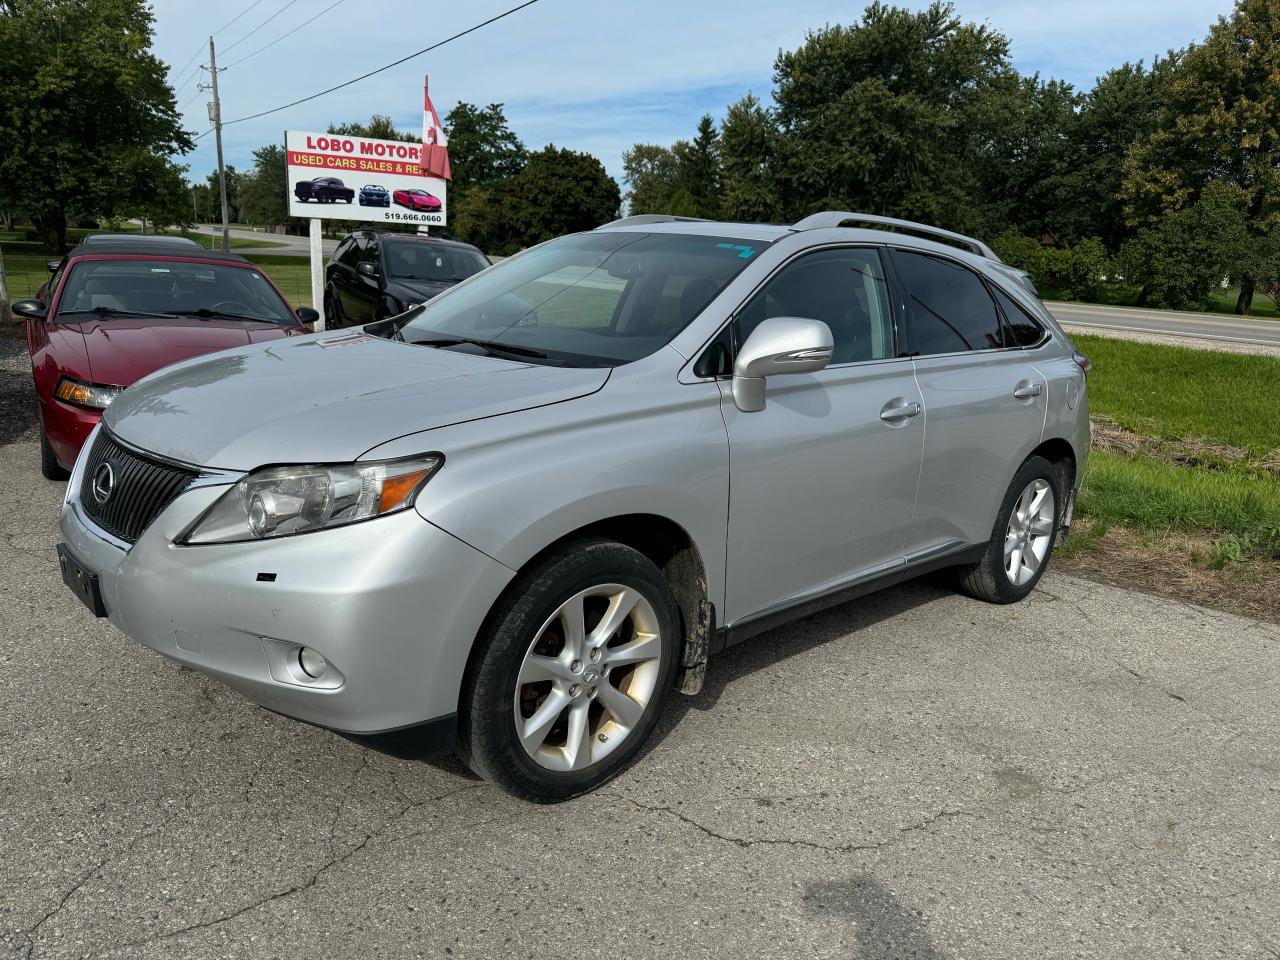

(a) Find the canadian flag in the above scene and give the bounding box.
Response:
[422,76,452,181]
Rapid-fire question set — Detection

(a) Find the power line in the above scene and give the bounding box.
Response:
[221,0,303,56]
[167,0,266,90]
[222,0,542,128]
[223,0,347,70]
[213,0,268,37]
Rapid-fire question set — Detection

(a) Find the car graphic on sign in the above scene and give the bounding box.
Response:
[359,184,390,207]
[294,177,355,204]
[392,189,442,212]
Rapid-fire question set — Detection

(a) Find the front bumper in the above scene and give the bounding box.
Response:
[59,436,515,733]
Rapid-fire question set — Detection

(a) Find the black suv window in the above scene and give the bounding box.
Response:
[736,247,895,365]
[990,283,1046,347]
[335,237,361,268]
[894,250,1004,355]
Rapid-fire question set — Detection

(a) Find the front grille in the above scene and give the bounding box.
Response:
[79,430,197,544]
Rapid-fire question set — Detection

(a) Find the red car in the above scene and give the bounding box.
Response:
[392,188,443,213]
[13,240,318,479]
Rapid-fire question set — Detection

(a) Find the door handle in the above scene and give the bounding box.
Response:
[1013,381,1042,399]
[880,399,922,422]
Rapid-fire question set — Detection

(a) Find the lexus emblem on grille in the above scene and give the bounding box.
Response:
[91,461,116,505]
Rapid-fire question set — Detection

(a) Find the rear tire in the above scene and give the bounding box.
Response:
[956,455,1059,604]
[458,539,680,803]
[40,428,69,481]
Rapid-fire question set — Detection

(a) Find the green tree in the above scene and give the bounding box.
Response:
[132,161,194,231]
[771,2,1017,233]
[622,142,679,214]
[204,165,242,223]
[0,0,192,251]
[1118,183,1248,309]
[237,144,305,230]
[671,114,721,218]
[443,102,526,189]
[718,94,782,222]
[1124,0,1280,313]
[327,114,418,142]
[500,146,620,251]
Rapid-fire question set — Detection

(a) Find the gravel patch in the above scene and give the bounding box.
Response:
[0,335,37,446]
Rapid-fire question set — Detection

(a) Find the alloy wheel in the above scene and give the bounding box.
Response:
[514,583,663,772]
[1003,478,1055,586]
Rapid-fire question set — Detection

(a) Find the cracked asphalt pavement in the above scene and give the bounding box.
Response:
[1,336,1278,958]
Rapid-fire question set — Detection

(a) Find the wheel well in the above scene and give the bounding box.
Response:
[1029,437,1077,495]
[517,514,711,693]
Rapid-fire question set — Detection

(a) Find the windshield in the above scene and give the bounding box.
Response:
[56,259,295,324]
[385,242,488,282]
[386,232,769,366]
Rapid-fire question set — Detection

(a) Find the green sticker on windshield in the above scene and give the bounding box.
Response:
[716,243,755,259]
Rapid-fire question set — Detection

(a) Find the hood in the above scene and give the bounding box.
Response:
[385,277,456,303]
[104,330,610,470]
[76,316,299,387]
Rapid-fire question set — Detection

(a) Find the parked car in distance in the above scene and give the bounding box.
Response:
[359,184,390,207]
[57,212,1089,803]
[323,230,489,327]
[294,177,355,204]
[81,233,201,248]
[392,188,442,212]
[15,239,318,479]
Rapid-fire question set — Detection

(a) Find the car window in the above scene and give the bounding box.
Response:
[332,238,353,266]
[737,247,895,365]
[990,283,1046,347]
[384,242,488,281]
[56,260,294,323]
[362,238,380,264]
[390,231,770,367]
[894,250,1005,355]
[336,238,361,268]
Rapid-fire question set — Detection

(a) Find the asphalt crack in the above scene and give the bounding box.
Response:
[100,779,484,954]
[609,795,972,856]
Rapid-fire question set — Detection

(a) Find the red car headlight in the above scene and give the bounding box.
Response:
[55,376,122,410]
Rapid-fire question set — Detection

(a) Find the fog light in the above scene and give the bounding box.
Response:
[298,647,328,679]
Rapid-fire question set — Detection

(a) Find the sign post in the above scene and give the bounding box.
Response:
[309,218,325,330]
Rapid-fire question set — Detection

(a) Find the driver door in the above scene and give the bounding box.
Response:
[718,246,925,626]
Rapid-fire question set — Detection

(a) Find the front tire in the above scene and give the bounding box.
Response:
[40,427,69,481]
[458,539,680,803]
[323,291,342,328]
[956,455,1060,604]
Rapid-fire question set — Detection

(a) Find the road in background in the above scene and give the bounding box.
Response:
[1047,300,1280,355]
[192,224,338,257]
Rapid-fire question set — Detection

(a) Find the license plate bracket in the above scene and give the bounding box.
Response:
[57,543,107,617]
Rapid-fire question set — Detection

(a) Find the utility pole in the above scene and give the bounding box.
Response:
[207,37,230,253]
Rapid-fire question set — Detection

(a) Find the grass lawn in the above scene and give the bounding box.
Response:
[1066,333,1280,584]
[1076,333,1280,456]
[243,254,315,307]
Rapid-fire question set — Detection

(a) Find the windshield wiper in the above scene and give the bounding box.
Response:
[58,307,170,319]
[408,335,549,360]
[165,308,281,324]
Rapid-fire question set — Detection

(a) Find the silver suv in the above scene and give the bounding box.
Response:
[57,212,1090,802]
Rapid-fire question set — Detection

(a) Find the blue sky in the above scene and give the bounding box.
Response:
[152,0,1234,186]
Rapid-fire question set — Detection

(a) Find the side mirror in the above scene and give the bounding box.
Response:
[732,316,833,412]
[296,306,319,328]
[47,259,61,275]
[357,261,380,280]
[11,299,48,322]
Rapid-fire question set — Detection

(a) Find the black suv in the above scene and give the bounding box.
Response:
[323,230,490,326]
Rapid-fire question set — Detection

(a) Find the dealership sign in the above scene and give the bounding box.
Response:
[285,130,448,225]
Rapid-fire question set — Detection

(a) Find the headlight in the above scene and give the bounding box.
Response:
[181,455,442,544]
[55,376,122,410]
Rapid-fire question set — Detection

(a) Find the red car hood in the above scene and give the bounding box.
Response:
[75,317,300,386]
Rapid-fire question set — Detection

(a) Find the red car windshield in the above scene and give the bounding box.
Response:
[56,259,295,324]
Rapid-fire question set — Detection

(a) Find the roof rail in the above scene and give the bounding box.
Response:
[792,211,999,261]
[596,214,711,229]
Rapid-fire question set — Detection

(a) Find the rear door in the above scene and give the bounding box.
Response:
[719,245,925,625]
[888,248,1048,557]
